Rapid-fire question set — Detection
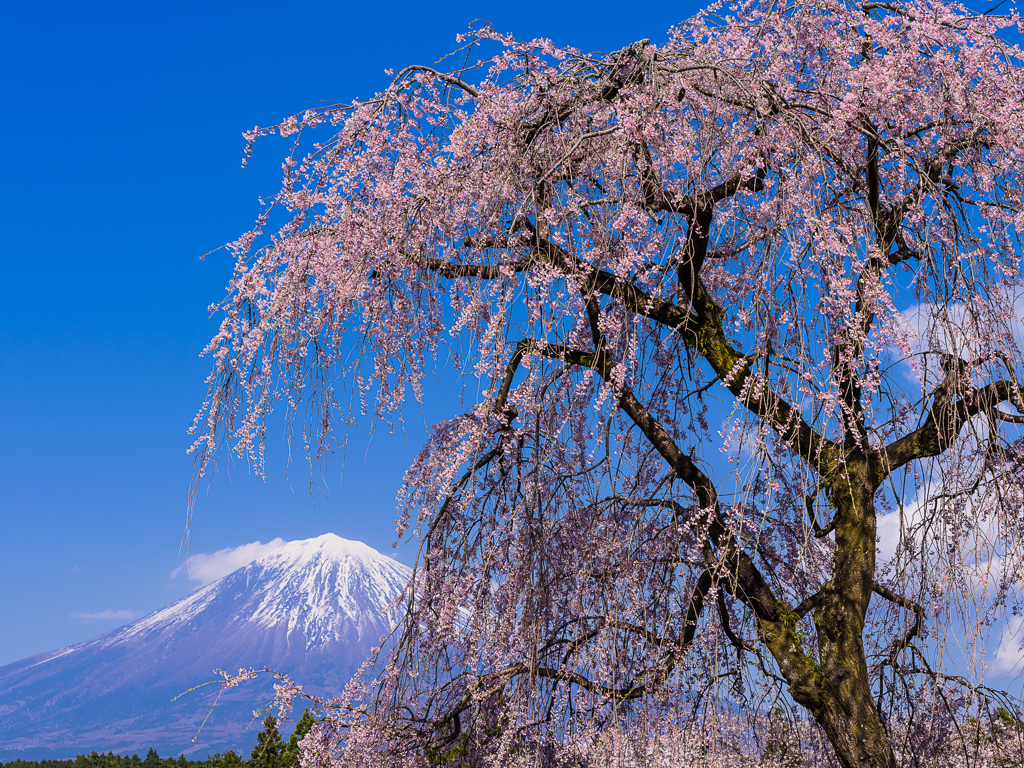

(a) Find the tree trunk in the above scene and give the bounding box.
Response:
[777,466,897,768]
[819,472,894,768]
[811,646,896,768]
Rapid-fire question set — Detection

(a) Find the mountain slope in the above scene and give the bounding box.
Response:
[0,534,411,760]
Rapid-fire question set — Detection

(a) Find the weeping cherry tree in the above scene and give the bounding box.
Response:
[193,0,1024,765]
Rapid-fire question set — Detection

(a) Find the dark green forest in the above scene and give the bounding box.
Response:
[0,710,316,768]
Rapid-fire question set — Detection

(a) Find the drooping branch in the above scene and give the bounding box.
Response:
[515,338,827,700]
[421,254,533,280]
[685,268,840,476]
[805,489,836,539]
[872,581,925,666]
[418,175,833,477]
[522,38,651,146]
[717,588,756,654]
[493,340,527,417]
[831,129,990,453]
[424,570,717,740]
[527,575,718,698]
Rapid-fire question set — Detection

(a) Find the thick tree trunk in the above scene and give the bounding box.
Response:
[775,464,897,768]
[815,471,895,768]
[808,635,896,768]
[813,679,896,768]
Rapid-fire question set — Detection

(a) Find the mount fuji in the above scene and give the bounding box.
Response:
[0,534,411,760]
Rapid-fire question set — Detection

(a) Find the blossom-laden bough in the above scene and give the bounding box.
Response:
[193,0,1024,765]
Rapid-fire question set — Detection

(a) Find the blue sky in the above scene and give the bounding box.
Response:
[0,0,706,667]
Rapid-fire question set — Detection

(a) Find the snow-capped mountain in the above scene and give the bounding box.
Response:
[0,534,411,760]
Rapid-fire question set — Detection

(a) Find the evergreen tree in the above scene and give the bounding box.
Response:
[206,752,242,768]
[281,708,316,768]
[248,715,284,768]
[141,751,160,768]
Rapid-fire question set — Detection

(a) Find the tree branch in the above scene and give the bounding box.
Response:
[883,376,1024,473]
[873,581,925,666]
[718,588,756,653]
[391,65,480,98]
[516,339,827,702]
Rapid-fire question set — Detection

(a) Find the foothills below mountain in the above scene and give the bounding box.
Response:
[0,535,411,760]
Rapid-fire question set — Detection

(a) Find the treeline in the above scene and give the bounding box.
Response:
[1,710,316,768]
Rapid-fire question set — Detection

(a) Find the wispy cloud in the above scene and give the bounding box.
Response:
[171,538,288,587]
[71,609,141,621]
[994,616,1024,674]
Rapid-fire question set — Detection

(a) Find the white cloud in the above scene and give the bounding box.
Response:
[171,538,288,586]
[875,494,937,578]
[994,616,1024,674]
[895,288,1024,389]
[71,609,141,621]
[876,507,905,569]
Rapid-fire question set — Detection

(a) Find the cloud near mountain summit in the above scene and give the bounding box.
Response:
[171,538,287,586]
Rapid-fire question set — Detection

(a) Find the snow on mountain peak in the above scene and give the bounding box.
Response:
[257,533,391,568]
[229,534,411,646]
